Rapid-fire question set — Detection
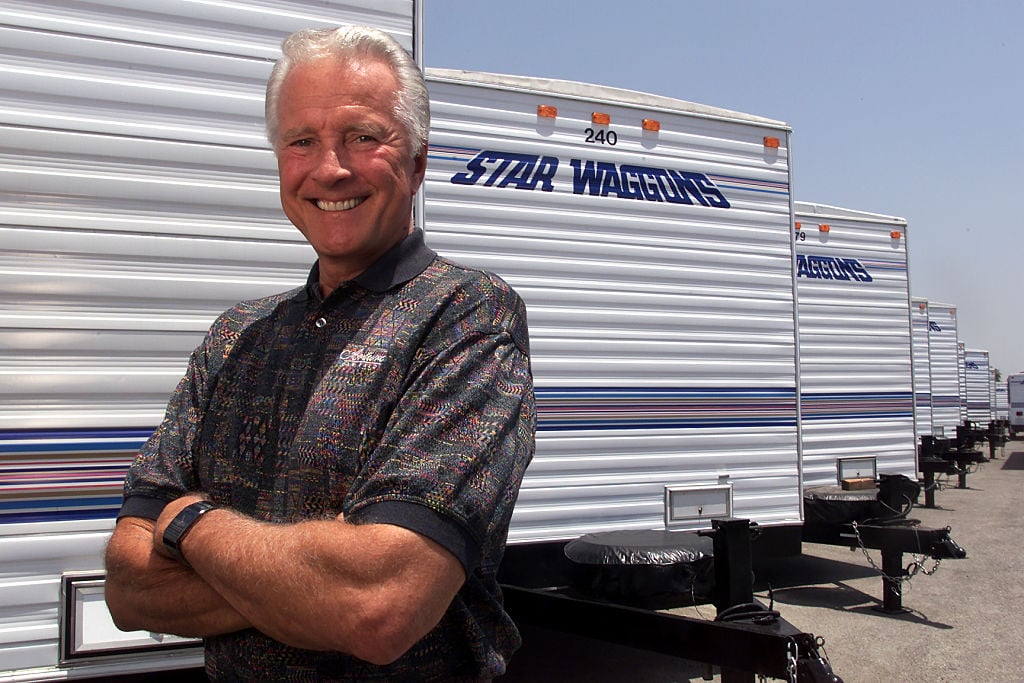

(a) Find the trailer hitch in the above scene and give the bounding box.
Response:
[845,520,966,612]
[928,530,967,560]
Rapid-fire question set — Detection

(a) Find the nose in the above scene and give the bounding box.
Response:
[311,145,351,184]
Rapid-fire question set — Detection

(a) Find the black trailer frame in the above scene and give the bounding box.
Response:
[502,519,841,682]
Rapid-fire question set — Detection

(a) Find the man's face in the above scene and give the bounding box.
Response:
[274,56,425,289]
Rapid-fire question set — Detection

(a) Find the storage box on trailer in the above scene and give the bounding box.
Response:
[792,202,916,488]
[422,69,801,558]
[0,2,418,679]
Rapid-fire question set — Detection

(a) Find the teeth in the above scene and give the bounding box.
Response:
[316,197,364,212]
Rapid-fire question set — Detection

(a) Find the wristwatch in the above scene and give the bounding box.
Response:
[162,500,218,566]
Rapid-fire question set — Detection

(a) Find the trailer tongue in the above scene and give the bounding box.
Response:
[503,518,843,683]
[802,474,966,613]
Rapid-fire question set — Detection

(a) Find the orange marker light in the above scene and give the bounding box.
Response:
[764,136,780,148]
[795,222,802,230]
[537,104,557,118]
[592,112,611,125]
[642,118,661,132]
[890,230,902,239]
[819,224,830,233]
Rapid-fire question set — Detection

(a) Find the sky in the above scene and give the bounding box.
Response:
[423,0,1024,376]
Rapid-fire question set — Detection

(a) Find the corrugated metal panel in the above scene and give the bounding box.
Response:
[1,2,415,433]
[911,297,932,437]
[423,70,800,543]
[954,342,962,421]
[927,302,961,436]
[964,349,991,422]
[995,384,1008,421]
[0,2,417,677]
[987,368,995,421]
[793,202,916,487]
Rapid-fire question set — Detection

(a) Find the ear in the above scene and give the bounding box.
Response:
[410,149,427,194]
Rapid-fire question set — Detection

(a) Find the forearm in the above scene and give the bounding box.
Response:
[104,516,251,637]
[173,507,463,663]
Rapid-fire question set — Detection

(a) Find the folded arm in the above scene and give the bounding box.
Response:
[104,514,252,637]
[152,494,466,665]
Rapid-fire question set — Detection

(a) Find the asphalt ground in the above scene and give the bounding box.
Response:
[503,440,1024,682]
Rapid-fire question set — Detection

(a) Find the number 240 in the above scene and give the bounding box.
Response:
[584,127,617,145]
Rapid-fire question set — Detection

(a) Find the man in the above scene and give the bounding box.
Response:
[104,25,536,682]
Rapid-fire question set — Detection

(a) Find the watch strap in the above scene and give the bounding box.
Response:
[162,500,218,566]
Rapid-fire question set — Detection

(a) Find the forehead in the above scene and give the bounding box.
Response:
[277,56,401,124]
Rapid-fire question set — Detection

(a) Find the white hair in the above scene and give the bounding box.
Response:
[265,26,429,156]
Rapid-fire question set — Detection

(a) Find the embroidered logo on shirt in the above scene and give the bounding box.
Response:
[337,345,388,366]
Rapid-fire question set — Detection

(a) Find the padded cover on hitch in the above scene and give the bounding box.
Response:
[564,529,714,602]
[804,474,920,526]
[803,485,882,526]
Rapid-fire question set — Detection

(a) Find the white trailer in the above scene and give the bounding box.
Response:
[422,69,802,554]
[1009,374,1024,439]
[989,369,998,422]
[792,202,916,488]
[0,2,419,679]
[958,342,968,423]
[964,349,993,423]
[926,302,962,437]
[910,298,933,438]
[995,380,1009,422]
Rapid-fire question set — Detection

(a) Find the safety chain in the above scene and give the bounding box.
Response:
[907,554,942,578]
[785,638,799,683]
[923,474,949,492]
[850,521,942,594]
[756,636,832,682]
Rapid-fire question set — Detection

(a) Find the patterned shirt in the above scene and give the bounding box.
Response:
[119,230,536,681]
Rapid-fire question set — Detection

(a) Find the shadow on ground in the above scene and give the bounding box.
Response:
[1001,451,1024,470]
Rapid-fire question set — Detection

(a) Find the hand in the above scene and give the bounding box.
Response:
[152,492,211,560]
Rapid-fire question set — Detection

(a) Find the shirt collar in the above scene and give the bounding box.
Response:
[302,229,437,301]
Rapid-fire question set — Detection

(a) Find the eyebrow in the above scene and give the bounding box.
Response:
[278,125,316,141]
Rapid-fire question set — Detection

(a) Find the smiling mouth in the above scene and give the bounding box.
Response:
[316,197,365,212]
